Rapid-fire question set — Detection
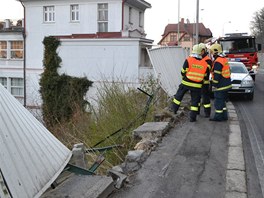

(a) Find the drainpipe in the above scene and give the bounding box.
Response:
[177,0,180,46]
[195,0,199,44]
[122,0,125,31]
[19,0,26,107]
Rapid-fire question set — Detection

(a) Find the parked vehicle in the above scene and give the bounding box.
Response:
[229,61,255,100]
[218,33,262,81]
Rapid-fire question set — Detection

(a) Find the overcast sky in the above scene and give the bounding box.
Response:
[1,0,264,44]
[145,0,264,44]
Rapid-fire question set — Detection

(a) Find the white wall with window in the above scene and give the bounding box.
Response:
[20,0,152,107]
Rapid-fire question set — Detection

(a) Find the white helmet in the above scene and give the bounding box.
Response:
[210,43,223,55]
[199,43,207,51]
[191,44,202,55]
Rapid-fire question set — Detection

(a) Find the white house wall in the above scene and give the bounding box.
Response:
[123,4,144,32]
[58,38,141,82]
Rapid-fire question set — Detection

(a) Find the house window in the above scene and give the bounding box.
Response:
[0,77,7,88]
[44,6,55,22]
[10,41,23,59]
[170,34,176,42]
[0,77,23,97]
[11,78,23,97]
[98,3,108,32]
[139,11,143,27]
[129,7,132,24]
[183,35,190,41]
[0,41,23,59]
[0,41,7,59]
[71,4,79,22]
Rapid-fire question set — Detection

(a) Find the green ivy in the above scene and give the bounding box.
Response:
[39,36,93,127]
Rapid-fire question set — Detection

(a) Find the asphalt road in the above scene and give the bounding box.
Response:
[108,111,230,198]
[232,66,264,198]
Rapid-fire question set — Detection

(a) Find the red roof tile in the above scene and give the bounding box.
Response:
[54,32,122,39]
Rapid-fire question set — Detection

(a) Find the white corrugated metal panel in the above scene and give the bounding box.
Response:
[0,84,72,198]
[147,46,188,97]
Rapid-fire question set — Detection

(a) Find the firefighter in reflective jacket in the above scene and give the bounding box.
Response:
[171,44,210,122]
[209,43,232,121]
[198,43,212,117]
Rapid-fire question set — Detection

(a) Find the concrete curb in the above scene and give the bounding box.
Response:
[225,102,247,198]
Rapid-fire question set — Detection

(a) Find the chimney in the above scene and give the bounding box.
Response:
[181,18,184,23]
[4,19,10,28]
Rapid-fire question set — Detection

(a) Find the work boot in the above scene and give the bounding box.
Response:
[189,111,197,122]
[190,117,196,122]
[223,110,228,121]
[204,108,211,118]
[209,112,224,121]
[170,102,179,114]
[209,117,222,121]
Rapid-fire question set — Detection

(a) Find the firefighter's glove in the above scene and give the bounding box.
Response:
[211,86,217,92]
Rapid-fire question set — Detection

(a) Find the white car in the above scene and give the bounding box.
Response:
[229,61,255,100]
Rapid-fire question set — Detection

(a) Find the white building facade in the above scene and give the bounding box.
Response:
[18,0,154,107]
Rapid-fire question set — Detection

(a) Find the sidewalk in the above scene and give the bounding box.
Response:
[108,101,246,198]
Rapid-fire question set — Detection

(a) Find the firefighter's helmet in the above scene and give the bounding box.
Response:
[191,44,202,55]
[199,43,207,50]
[210,43,222,55]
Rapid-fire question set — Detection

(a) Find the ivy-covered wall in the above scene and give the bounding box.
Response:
[39,36,93,127]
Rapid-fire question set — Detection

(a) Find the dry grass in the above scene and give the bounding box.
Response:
[49,76,168,174]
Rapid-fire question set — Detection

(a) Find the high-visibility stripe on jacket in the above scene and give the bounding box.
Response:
[185,57,208,82]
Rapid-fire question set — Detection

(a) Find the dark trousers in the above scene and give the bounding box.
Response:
[200,84,211,116]
[172,84,201,120]
[213,90,228,120]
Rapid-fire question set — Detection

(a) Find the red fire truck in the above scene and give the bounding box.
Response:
[217,33,261,80]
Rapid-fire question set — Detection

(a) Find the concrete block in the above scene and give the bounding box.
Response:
[229,131,242,147]
[229,112,238,121]
[70,143,87,169]
[226,170,246,193]
[126,150,147,163]
[133,122,170,139]
[228,109,236,113]
[227,147,245,170]
[107,169,127,189]
[225,192,247,198]
[229,124,241,133]
[229,121,239,125]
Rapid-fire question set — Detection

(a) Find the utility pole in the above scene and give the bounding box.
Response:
[195,0,199,44]
[177,0,180,46]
